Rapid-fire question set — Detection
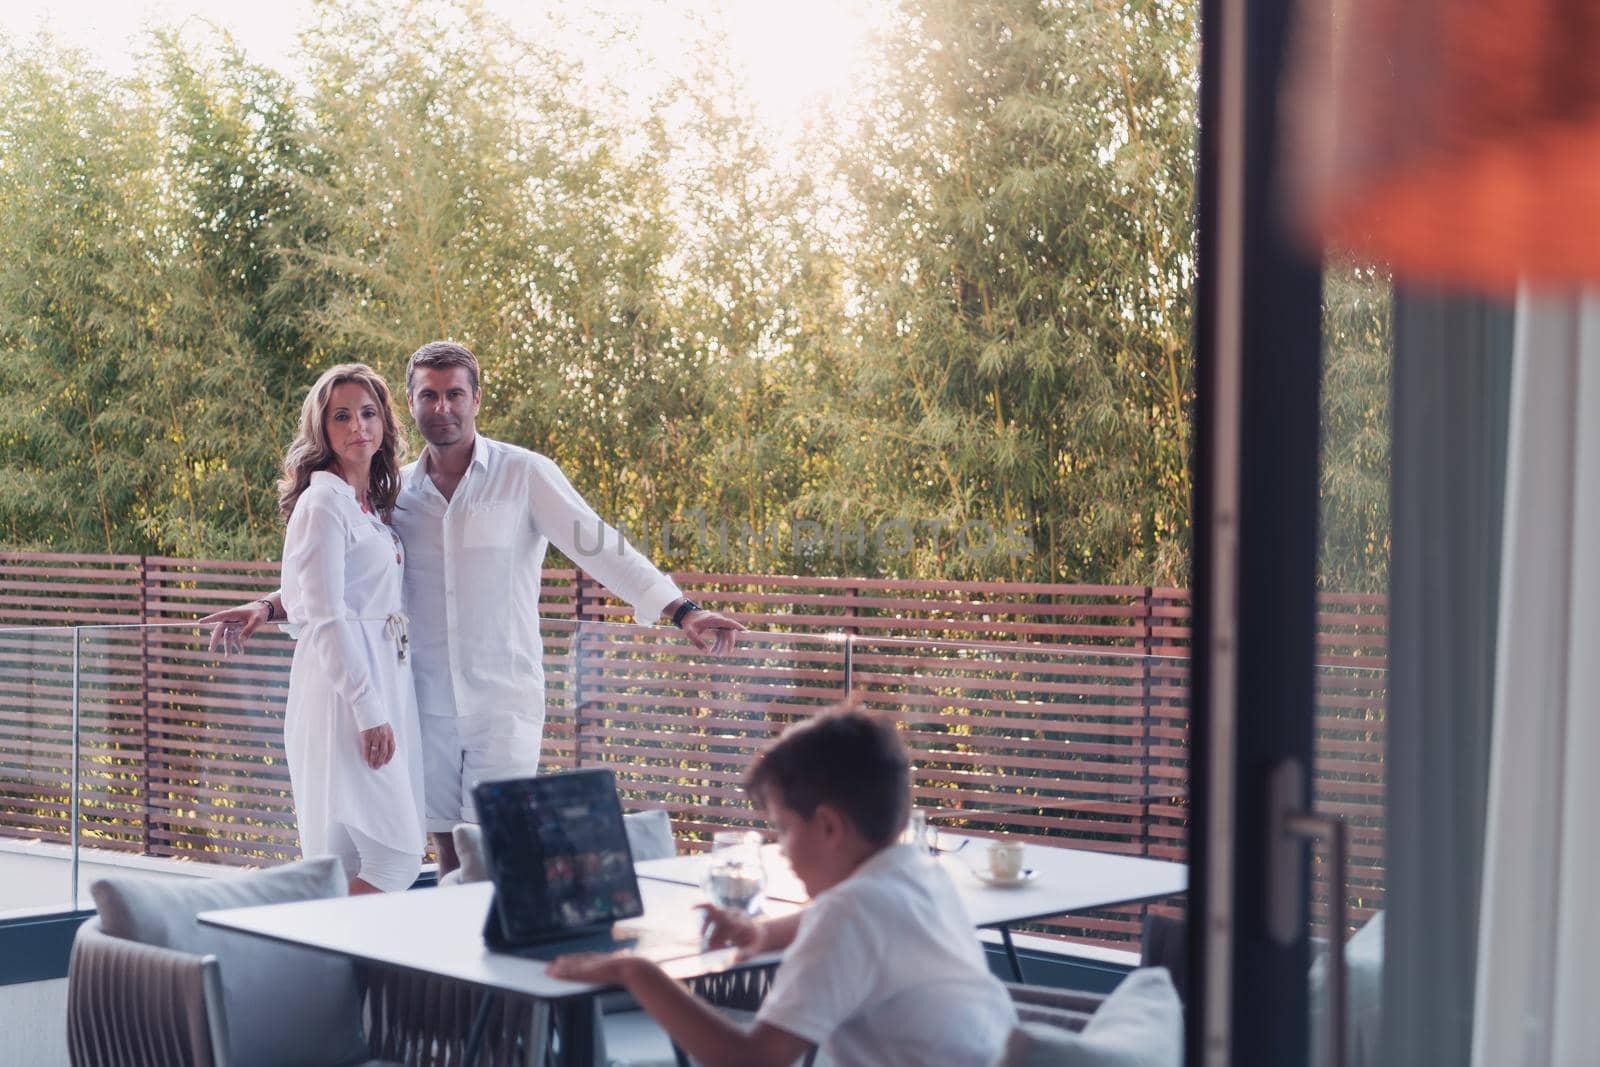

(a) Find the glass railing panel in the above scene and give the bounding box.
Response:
[1312,660,1388,942]
[69,621,302,900]
[0,625,84,917]
[847,635,1190,949]
[1304,660,1389,1067]
[847,636,1188,840]
[570,621,850,843]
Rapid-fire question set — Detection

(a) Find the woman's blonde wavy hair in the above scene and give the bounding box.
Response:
[278,364,407,523]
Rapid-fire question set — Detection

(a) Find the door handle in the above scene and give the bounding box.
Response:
[1267,758,1349,1067]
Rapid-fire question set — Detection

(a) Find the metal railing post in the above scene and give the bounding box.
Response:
[138,555,152,857]
[1139,587,1156,859]
[70,625,81,909]
[842,582,859,693]
[843,633,854,693]
[572,568,598,767]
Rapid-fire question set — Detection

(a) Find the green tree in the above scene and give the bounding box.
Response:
[1318,262,1391,593]
[286,2,696,550]
[139,30,326,557]
[641,41,848,574]
[0,40,165,552]
[814,0,1198,584]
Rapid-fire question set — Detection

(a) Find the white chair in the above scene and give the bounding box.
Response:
[1309,911,1384,1067]
[68,857,407,1067]
[992,968,1183,1067]
[441,807,680,888]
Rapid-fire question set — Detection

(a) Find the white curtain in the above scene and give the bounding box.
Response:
[1473,290,1600,1067]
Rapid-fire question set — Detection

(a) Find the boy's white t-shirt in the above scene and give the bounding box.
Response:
[755,843,1017,1067]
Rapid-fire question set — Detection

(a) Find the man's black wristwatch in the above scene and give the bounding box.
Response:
[670,599,700,629]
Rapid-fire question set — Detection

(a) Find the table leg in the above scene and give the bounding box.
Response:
[464,991,496,1066]
[551,999,598,1067]
[525,1001,551,1067]
[1000,925,1026,982]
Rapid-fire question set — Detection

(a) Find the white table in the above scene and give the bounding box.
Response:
[199,838,1186,1064]
[635,835,1188,979]
[199,880,798,1067]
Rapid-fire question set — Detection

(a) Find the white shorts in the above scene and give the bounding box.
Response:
[326,822,422,893]
[420,711,544,833]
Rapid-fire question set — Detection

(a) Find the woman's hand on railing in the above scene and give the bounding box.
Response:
[202,600,274,655]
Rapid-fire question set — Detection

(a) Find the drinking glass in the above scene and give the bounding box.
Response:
[702,830,767,914]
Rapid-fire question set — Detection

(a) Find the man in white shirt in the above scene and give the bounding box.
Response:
[548,706,1018,1067]
[209,341,741,875]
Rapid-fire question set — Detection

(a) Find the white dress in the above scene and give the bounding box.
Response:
[281,470,425,863]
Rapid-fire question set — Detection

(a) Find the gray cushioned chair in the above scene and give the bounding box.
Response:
[71,856,536,1067]
[1309,910,1384,1067]
[994,968,1182,1067]
[68,857,402,1067]
[991,913,1187,1067]
[442,808,679,887]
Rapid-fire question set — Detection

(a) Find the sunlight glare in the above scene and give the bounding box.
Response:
[723,0,874,133]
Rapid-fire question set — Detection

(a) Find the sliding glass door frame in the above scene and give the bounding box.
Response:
[1190,0,1325,1061]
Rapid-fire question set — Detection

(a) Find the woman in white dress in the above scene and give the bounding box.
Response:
[277,364,425,894]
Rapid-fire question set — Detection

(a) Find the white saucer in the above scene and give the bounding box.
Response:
[971,867,1038,889]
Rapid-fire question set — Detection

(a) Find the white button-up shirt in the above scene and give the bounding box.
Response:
[392,435,682,728]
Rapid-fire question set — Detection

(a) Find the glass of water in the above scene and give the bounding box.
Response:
[702,830,767,914]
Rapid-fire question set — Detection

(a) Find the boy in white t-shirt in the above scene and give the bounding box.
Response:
[548,706,1017,1067]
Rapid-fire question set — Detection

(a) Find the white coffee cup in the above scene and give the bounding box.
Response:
[987,840,1025,880]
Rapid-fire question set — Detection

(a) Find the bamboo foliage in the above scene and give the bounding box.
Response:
[0,1,1386,589]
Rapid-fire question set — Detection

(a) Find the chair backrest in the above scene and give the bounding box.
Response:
[1140,914,1187,1004]
[994,968,1182,1067]
[86,857,370,1067]
[449,808,677,884]
[68,917,231,1067]
[623,808,677,862]
[451,823,491,883]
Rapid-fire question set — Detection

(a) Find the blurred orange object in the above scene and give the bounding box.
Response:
[1290,0,1600,291]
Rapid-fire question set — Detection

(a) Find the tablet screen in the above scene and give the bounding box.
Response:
[475,769,644,943]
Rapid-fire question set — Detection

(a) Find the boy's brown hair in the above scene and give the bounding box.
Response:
[745,704,911,846]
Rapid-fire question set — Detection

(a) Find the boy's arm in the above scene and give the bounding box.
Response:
[699,906,804,956]
[547,954,812,1067]
[753,911,803,952]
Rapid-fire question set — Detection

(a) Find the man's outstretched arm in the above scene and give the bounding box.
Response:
[529,452,745,654]
[201,592,281,654]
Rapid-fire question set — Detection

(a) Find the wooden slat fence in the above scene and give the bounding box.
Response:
[0,553,1388,947]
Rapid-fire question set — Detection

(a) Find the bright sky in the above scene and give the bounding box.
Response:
[0,0,881,141]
